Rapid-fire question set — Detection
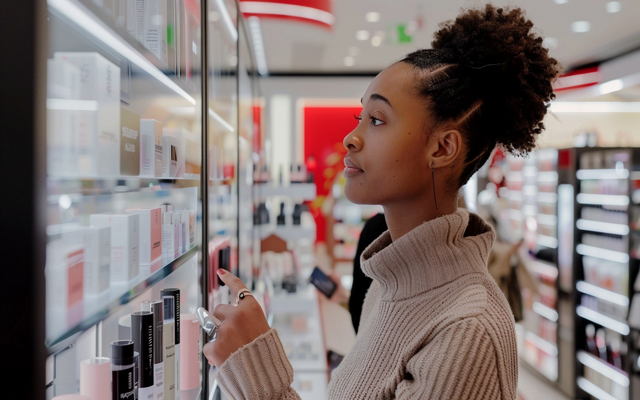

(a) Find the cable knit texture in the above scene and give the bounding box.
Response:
[217,209,518,400]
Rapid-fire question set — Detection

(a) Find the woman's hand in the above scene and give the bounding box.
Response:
[203,269,272,367]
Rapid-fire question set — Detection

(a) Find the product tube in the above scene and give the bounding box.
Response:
[162,296,176,400]
[79,357,111,400]
[161,288,180,396]
[111,340,136,400]
[142,300,164,400]
[179,314,199,390]
[132,311,155,400]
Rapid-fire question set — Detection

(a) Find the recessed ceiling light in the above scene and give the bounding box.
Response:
[543,37,559,49]
[606,1,622,13]
[365,12,380,23]
[599,79,624,95]
[356,30,370,41]
[553,0,568,4]
[348,46,359,56]
[371,36,382,47]
[571,21,591,33]
[344,56,355,67]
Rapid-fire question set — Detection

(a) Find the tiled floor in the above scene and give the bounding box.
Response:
[517,362,570,400]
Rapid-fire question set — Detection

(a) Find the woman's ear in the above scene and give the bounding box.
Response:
[430,129,463,169]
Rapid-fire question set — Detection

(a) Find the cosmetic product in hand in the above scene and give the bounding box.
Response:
[586,324,597,357]
[162,296,176,400]
[111,340,136,400]
[277,202,286,226]
[142,300,164,400]
[161,289,180,395]
[292,204,302,226]
[80,357,110,400]
[132,311,154,400]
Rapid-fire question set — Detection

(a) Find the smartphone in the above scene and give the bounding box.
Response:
[309,266,337,299]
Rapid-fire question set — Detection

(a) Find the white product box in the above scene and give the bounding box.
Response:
[180,211,192,247]
[171,212,185,255]
[126,208,162,265]
[90,213,139,283]
[162,212,180,260]
[46,240,85,311]
[62,226,111,296]
[143,0,168,63]
[47,58,81,177]
[163,128,186,177]
[140,119,163,177]
[54,52,121,177]
[126,0,144,42]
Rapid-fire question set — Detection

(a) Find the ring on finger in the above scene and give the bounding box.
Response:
[236,288,254,305]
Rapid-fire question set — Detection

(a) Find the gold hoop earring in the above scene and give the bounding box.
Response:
[431,161,438,210]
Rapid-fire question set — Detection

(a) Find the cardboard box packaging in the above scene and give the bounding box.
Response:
[126,208,162,265]
[140,119,163,177]
[90,213,139,283]
[120,107,141,176]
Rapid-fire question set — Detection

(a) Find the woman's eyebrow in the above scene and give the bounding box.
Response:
[362,93,393,109]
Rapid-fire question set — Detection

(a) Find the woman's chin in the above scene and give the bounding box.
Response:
[344,181,377,205]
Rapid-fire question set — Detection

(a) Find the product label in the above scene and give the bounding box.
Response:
[139,385,155,400]
[155,362,164,400]
[120,106,141,176]
[164,324,176,400]
[66,249,84,307]
[112,367,135,399]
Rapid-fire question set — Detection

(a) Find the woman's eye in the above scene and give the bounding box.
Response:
[370,116,384,126]
[354,114,363,122]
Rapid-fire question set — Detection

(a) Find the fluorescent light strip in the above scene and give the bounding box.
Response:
[47,99,98,111]
[576,244,629,263]
[527,259,559,280]
[550,102,640,113]
[577,377,619,400]
[214,0,238,41]
[48,0,196,105]
[576,306,630,335]
[532,302,559,322]
[537,171,559,182]
[576,219,630,236]
[576,281,629,307]
[247,17,268,76]
[240,1,336,26]
[537,192,558,203]
[537,213,558,225]
[577,169,629,180]
[576,193,629,206]
[537,234,558,248]
[208,108,235,132]
[577,352,629,386]
[524,331,558,356]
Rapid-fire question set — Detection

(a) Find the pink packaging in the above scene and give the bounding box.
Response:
[80,357,111,400]
[180,314,201,390]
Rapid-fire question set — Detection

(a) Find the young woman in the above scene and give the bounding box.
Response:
[204,5,560,399]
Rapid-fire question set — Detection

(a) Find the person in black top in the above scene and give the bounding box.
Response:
[349,213,387,333]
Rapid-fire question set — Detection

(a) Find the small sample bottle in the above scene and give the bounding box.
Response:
[111,340,136,400]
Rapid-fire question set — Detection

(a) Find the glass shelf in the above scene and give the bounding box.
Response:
[46,245,197,352]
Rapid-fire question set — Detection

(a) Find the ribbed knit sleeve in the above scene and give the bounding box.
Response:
[217,329,301,400]
[396,318,509,400]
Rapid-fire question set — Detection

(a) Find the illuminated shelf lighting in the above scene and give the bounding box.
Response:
[576,306,630,335]
[537,234,558,248]
[47,99,97,111]
[576,244,629,264]
[214,0,239,41]
[532,302,559,322]
[522,256,558,280]
[537,171,559,182]
[576,281,629,307]
[537,214,558,225]
[48,0,196,105]
[577,169,629,180]
[524,331,558,356]
[577,351,629,387]
[576,219,630,235]
[537,192,558,203]
[577,193,629,206]
[577,377,621,400]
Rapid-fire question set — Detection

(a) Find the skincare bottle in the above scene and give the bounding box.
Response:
[596,328,608,361]
[142,300,164,400]
[170,212,184,256]
[162,212,176,262]
[277,203,286,226]
[292,204,302,226]
[162,296,176,400]
[111,340,136,400]
[161,288,180,396]
[132,311,155,400]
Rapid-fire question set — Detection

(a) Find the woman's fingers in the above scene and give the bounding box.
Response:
[213,303,236,320]
[217,269,246,297]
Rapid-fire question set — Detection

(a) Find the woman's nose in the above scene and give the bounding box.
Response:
[343,128,363,152]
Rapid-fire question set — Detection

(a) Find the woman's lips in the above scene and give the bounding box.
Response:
[343,166,364,178]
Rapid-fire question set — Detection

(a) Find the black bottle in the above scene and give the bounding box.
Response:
[292,204,302,226]
[277,202,286,226]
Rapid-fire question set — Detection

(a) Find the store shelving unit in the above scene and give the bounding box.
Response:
[570,147,640,400]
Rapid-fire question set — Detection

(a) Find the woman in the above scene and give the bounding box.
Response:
[205,5,560,399]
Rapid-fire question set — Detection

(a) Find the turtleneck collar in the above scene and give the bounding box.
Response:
[360,209,496,301]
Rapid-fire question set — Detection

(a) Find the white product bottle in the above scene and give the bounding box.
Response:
[163,296,176,400]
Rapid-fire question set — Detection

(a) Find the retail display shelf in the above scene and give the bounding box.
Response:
[576,244,630,264]
[536,234,559,249]
[46,245,197,352]
[520,251,559,280]
[536,171,559,182]
[48,175,201,182]
[537,192,558,203]
[576,219,630,236]
[576,281,629,307]
[260,225,316,241]
[577,351,629,387]
[577,377,620,400]
[536,213,558,225]
[576,193,630,207]
[532,302,559,322]
[577,169,630,180]
[522,356,558,382]
[524,331,558,356]
[255,183,316,200]
[576,305,630,335]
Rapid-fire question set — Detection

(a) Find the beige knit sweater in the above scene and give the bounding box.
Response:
[218,209,518,399]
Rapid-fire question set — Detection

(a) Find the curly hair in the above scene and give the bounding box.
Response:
[402,4,562,186]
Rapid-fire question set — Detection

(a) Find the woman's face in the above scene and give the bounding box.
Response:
[343,62,438,205]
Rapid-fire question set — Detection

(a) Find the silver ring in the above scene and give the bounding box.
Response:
[196,307,224,340]
[236,288,254,305]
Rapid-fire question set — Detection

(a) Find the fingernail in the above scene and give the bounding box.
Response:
[217,269,226,275]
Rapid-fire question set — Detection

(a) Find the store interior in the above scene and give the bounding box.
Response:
[5,0,640,399]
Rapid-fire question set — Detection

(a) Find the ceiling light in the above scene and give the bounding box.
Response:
[365,12,380,23]
[571,21,591,33]
[554,0,568,3]
[348,46,359,56]
[371,36,382,47]
[344,56,355,67]
[543,37,559,49]
[248,17,268,76]
[599,79,624,94]
[606,1,622,13]
[356,30,370,41]
[550,102,640,113]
